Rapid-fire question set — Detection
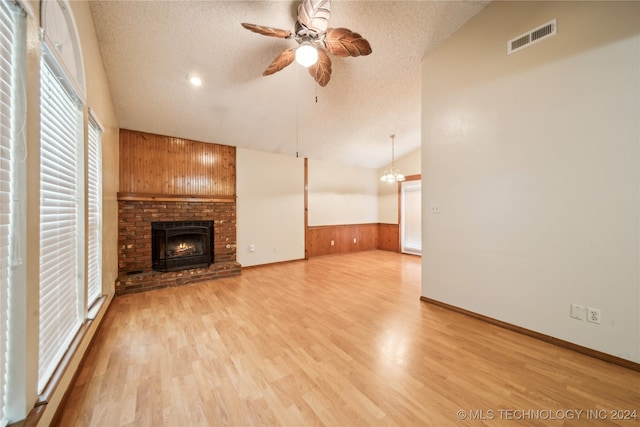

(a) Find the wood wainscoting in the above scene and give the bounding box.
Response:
[378,223,400,252]
[306,223,400,257]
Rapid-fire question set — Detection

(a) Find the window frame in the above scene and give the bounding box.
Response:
[0,2,27,425]
[86,110,103,309]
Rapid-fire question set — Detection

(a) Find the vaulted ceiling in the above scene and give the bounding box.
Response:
[89,0,488,169]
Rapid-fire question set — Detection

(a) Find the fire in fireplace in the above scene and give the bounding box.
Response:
[152,221,213,272]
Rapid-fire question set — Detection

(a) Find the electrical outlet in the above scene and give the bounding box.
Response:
[430,204,440,214]
[248,244,256,252]
[570,304,585,320]
[353,238,357,244]
[330,240,334,246]
[587,307,601,324]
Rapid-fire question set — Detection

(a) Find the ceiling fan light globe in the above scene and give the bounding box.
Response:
[295,43,318,67]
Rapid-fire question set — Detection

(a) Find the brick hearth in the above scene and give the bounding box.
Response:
[116,198,240,295]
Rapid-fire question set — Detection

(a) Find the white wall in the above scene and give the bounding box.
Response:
[236,148,305,267]
[422,1,639,362]
[308,159,379,226]
[378,148,421,224]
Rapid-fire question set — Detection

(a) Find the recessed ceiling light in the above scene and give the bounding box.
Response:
[190,76,202,86]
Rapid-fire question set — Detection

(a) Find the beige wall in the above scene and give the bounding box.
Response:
[422,1,639,362]
[15,0,119,424]
[308,158,379,226]
[236,148,305,267]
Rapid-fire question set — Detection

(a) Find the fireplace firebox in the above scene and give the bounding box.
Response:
[152,221,213,272]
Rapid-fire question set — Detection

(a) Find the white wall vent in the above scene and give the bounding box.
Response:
[507,19,557,55]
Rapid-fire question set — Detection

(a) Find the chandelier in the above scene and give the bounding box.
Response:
[380,134,405,183]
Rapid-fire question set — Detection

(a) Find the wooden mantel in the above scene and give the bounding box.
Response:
[117,192,236,203]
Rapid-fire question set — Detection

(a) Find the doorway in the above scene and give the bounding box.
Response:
[401,179,421,255]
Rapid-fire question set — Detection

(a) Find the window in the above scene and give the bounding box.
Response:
[87,114,102,307]
[38,50,84,393]
[0,2,26,424]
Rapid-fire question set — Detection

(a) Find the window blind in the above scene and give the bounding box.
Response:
[38,53,84,393]
[401,180,422,255]
[87,115,102,307]
[0,2,17,423]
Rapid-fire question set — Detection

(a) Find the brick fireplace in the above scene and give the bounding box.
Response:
[116,129,240,295]
[116,197,241,295]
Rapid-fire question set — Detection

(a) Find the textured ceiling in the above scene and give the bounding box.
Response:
[89,0,488,169]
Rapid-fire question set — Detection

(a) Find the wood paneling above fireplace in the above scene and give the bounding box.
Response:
[119,129,235,197]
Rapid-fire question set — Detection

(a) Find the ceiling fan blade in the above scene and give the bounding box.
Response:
[263,48,296,76]
[297,0,331,34]
[241,23,292,39]
[308,47,331,87]
[324,28,372,57]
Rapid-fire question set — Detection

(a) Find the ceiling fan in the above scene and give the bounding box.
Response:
[241,0,372,87]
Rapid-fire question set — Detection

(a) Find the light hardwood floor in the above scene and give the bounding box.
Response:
[56,251,640,426]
